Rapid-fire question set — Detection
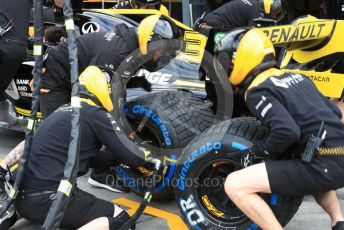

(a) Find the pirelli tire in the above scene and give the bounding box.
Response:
[174,117,303,229]
[116,90,217,200]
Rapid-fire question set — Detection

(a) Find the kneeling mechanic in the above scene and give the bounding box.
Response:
[216,28,344,230]
[11,66,159,229]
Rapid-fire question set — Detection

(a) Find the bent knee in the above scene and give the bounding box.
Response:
[224,172,244,198]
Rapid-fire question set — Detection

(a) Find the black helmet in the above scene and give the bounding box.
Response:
[260,0,288,22]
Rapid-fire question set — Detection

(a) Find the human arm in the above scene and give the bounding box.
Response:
[92,109,153,169]
[246,88,301,156]
[0,141,25,170]
[327,98,343,120]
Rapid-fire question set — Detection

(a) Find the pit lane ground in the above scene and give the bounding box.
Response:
[1,128,343,230]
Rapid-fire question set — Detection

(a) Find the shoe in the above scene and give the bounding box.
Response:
[333,221,344,230]
[88,169,130,193]
[0,205,17,230]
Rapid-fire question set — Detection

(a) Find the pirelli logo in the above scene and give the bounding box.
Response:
[261,21,334,44]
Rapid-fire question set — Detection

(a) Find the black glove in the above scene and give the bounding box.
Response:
[240,145,270,168]
[127,76,152,92]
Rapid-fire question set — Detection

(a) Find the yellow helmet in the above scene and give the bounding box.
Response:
[137,15,178,55]
[79,66,113,112]
[216,28,276,89]
[260,0,288,22]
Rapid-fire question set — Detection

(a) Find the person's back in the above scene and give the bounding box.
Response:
[22,100,149,191]
[246,70,344,154]
[40,28,137,118]
[0,0,29,93]
[21,104,104,190]
[203,0,262,29]
[42,29,136,92]
[0,0,29,41]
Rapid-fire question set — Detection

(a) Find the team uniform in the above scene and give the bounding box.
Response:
[15,103,150,228]
[114,0,169,15]
[114,0,134,9]
[202,0,262,30]
[246,70,344,196]
[0,0,29,92]
[40,26,137,118]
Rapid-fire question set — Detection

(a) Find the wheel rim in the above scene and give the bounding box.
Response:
[196,159,249,226]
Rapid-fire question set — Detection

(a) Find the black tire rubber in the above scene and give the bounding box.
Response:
[116,90,217,200]
[174,117,303,229]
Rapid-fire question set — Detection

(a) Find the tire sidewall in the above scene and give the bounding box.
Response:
[116,92,180,199]
[174,133,257,230]
[174,124,302,230]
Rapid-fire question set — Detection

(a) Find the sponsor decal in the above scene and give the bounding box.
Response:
[180,195,206,227]
[270,74,304,88]
[5,80,19,100]
[115,155,176,194]
[131,105,172,146]
[214,32,227,46]
[262,23,326,44]
[201,195,224,218]
[261,103,272,118]
[255,95,266,110]
[308,75,330,83]
[177,142,222,191]
[104,32,116,41]
[241,0,253,6]
[8,78,34,98]
[136,69,173,85]
[81,22,100,34]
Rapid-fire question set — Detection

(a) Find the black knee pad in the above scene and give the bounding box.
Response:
[108,211,135,230]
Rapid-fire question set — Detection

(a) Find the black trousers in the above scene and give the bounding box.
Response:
[40,90,70,119]
[14,188,114,229]
[0,37,26,92]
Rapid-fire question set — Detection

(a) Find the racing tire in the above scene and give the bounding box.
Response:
[116,90,217,200]
[174,117,303,229]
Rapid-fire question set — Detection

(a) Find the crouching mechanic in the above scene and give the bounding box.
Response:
[216,28,344,230]
[197,0,288,32]
[12,66,159,229]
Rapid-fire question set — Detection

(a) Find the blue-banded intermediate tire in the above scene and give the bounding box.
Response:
[116,90,217,200]
[174,117,303,229]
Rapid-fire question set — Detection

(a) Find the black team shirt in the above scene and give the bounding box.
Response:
[246,71,344,156]
[22,103,148,190]
[203,0,262,29]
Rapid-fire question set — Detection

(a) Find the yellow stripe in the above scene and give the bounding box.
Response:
[27,118,34,130]
[71,96,81,108]
[172,80,204,88]
[264,0,273,14]
[65,19,75,31]
[33,45,42,56]
[319,147,344,156]
[15,107,42,119]
[113,198,188,230]
[58,180,73,197]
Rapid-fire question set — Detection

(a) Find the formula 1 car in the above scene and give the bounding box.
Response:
[174,16,344,229]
